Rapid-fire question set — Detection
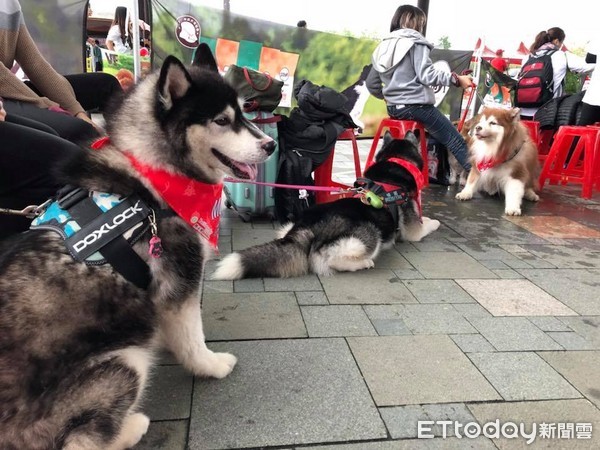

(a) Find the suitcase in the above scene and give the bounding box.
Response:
[224,111,280,222]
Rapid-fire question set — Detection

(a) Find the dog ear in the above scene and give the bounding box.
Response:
[158,55,193,109]
[404,130,420,148]
[382,130,393,147]
[192,43,218,72]
[511,107,521,121]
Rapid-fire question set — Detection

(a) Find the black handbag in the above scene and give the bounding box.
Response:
[224,65,283,112]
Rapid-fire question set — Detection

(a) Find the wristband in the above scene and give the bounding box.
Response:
[450,72,460,87]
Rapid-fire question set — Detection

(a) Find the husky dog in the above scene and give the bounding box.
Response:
[455,106,540,215]
[0,45,274,449]
[213,133,440,279]
[341,65,372,133]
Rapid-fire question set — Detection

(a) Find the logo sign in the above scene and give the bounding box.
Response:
[176,15,201,49]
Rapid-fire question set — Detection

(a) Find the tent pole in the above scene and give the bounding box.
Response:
[132,0,141,82]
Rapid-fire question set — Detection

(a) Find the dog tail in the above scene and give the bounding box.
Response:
[211,238,310,280]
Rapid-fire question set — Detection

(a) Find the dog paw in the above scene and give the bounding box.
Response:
[455,191,472,201]
[526,192,540,202]
[112,413,150,450]
[504,207,522,216]
[427,219,441,232]
[200,352,237,379]
[364,259,375,269]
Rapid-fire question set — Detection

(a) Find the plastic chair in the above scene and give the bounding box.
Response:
[538,125,600,199]
[521,120,540,147]
[364,118,428,186]
[313,129,362,204]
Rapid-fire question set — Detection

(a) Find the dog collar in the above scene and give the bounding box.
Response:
[476,140,525,173]
[91,138,222,250]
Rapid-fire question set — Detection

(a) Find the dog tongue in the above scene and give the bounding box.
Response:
[232,161,258,180]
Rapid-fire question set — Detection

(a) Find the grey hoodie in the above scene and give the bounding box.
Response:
[366,28,452,106]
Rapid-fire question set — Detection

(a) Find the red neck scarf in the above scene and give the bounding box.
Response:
[476,158,503,173]
[91,137,222,250]
[386,157,424,219]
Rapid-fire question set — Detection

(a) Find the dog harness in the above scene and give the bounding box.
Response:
[30,186,160,289]
[355,157,424,223]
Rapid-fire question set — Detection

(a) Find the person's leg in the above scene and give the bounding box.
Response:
[388,104,471,170]
[64,73,123,112]
[2,100,98,143]
[0,120,84,239]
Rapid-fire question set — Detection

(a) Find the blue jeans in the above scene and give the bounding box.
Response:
[387,104,471,170]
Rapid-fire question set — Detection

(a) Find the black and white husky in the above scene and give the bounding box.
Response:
[0,45,274,449]
[213,134,440,279]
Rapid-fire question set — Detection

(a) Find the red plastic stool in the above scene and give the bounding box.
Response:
[313,129,362,204]
[521,120,540,147]
[364,118,428,186]
[539,125,600,199]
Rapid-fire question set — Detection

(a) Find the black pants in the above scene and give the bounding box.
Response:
[0,115,84,239]
[579,102,600,126]
[3,72,122,143]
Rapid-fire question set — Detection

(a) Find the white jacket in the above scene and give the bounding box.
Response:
[583,39,599,107]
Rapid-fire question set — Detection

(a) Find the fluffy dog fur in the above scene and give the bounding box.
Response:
[455,106,540,215]
[0,45,274,449]
[212,133,440,280]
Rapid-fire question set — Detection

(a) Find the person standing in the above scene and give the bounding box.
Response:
[490,49,508,73]
[365,4,473,171]
[580,39,600,125]
[92,39,104,72]
[106,6,131,54]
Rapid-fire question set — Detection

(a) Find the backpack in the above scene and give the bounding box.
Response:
[515,50,557,108]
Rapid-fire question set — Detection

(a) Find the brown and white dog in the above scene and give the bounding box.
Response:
[455,107,540,215]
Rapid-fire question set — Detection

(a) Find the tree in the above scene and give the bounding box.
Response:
[437,36,451,49]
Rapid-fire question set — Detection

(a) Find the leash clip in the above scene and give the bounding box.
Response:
[148,209,163,258]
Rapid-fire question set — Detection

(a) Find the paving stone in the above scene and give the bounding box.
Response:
[308,438,497,449]
[452,303,493,318]
[402,304,477,334]
[456,242,515,260]
[491,268,525,279]
[373,248,415,269]
[500,257,533,269]
[519,245,600,269]
[189,339,387,449]
[320,269,417,304]
[392,268,425,279]
[295,291,329,305]
[450,334,495,353]
[203,292,306,340]
[232,228,276,250]
[467,352,581,401]
[380,403,477,439]
[301,305,377,337]
[468,317,563,351]
[403,252,497,279]
[558,316,600,346]
[142,365,193,421]
[456,279,577,316]
[403,279,475,304]
[540,351,600,409]
[202,279,233,294]
[468,399,600,449]
[264,274,322,292]
[347,335,500,406]
[506,215,600,239]
[480,259,511,269]
[528,316,573,332]
[547,332,598,350]
[233,278,264,292]
[364,304,475,335]
[369,318,412,335]
[137,420,188,450]
[411,239,461,252]
[519,269,600,315]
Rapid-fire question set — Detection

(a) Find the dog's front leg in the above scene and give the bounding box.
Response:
[159,295,237,378]
[504,178,525,216]
[455,170,479,201]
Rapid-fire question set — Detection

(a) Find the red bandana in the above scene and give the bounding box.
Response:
[386,157,424,219]
[91,137,222,250]
[476,158,503,172]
